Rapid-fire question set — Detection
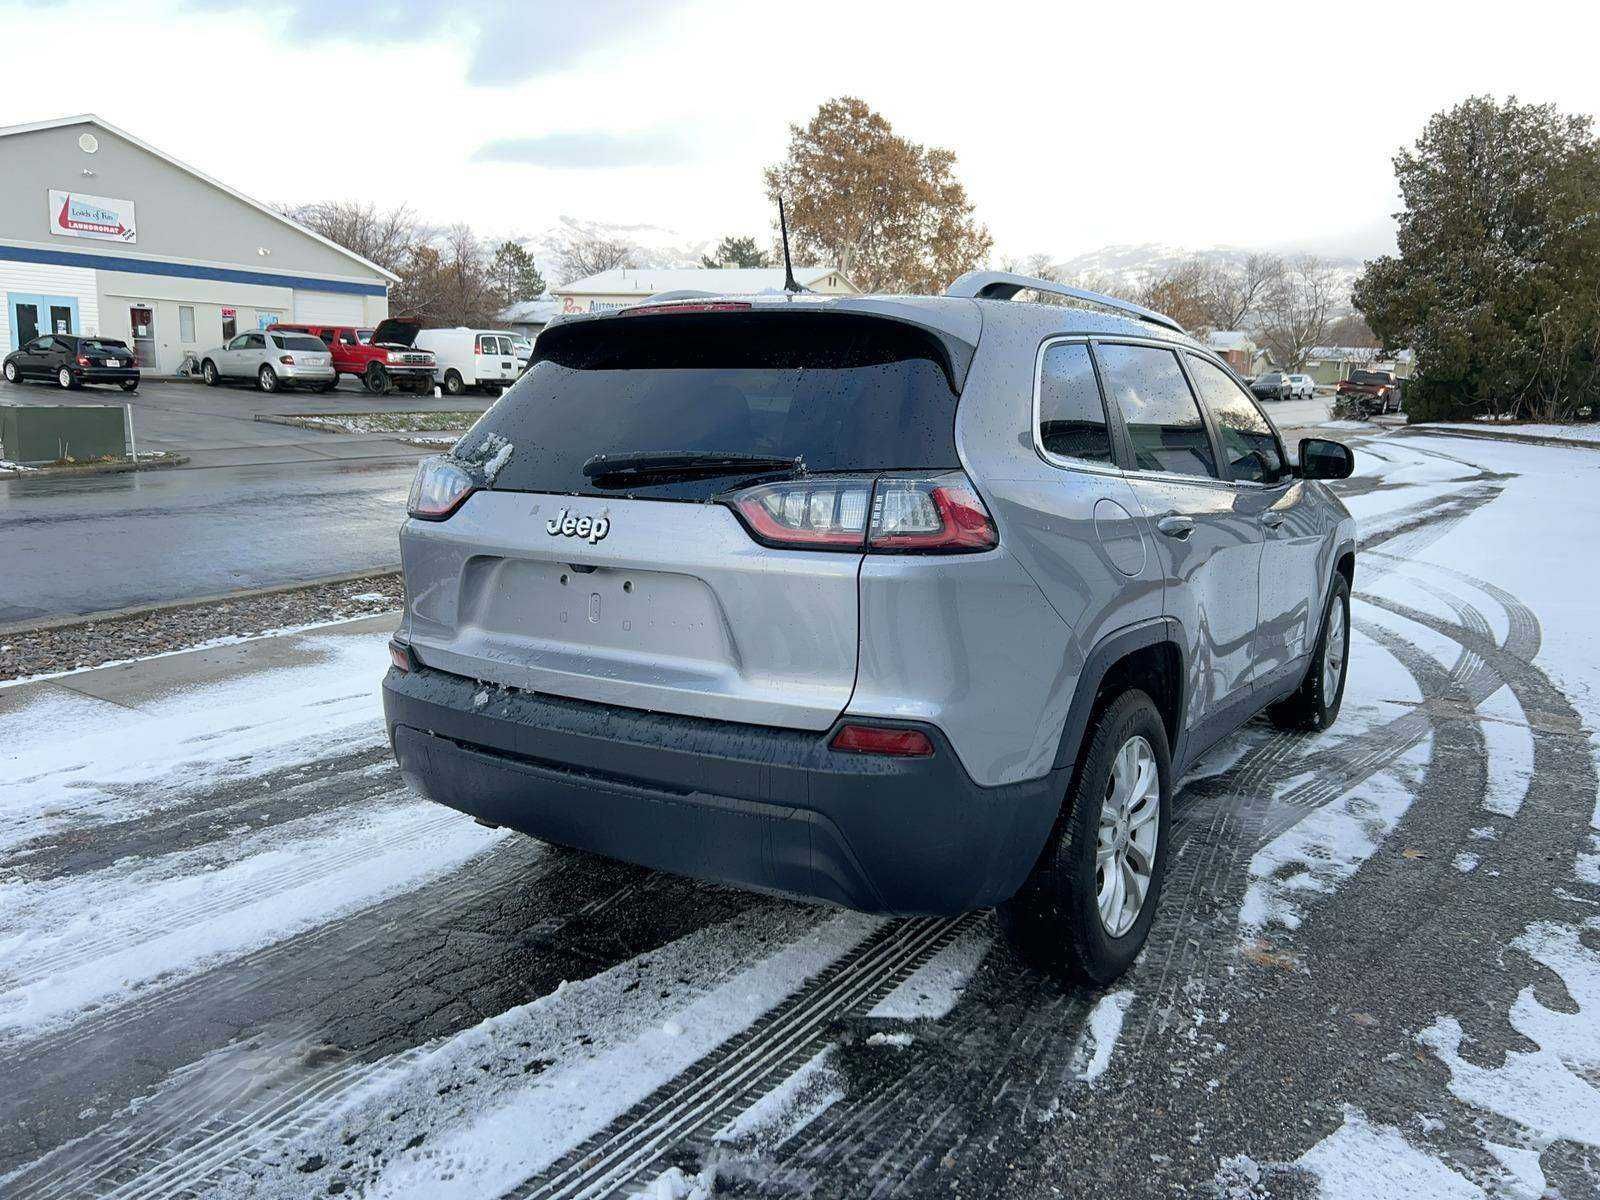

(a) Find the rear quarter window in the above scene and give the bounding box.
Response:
[457,311,969,501]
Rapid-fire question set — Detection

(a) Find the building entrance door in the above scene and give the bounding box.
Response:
[13,300,40,345]
[129,305,156,368]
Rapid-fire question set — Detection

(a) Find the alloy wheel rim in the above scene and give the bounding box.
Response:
[59,368,70,387]
[1323,597,1347,707]
[1096,734,1160,938]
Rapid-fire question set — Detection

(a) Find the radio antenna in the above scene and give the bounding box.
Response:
[777,196,802,294]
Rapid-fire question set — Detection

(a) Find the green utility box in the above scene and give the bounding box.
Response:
[0,404,129,465]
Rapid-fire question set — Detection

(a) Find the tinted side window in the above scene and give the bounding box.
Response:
[1094,344,1217,478]
[1037,341,1113,464]
[1187,355,1285,484]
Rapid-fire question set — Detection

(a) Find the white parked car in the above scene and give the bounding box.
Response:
[200,330,336,392]
[1287,373,1316,400]
[411,328,521,396]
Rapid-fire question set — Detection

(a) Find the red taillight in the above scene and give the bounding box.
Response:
[407,456,476,521]
[830,724,935,757]
[388,640,413,672]
[279,355,295,364]
[867,478,997,552]
[77,355,90,366]
[623,301,752,317]
[726,473,997,554]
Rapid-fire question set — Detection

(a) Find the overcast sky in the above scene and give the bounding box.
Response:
[6,0,1600,265]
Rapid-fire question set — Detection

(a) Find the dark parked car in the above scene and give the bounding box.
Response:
[1250,371,1290,402]
[3,334,140,392]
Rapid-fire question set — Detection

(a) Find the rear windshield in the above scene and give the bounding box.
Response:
[81,339,128,352]
[1257,373,1282,383]
[457,311,966,501]
[1349,370,1391,384]
[273,334,326,351]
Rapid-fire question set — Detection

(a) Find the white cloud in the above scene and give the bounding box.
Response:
[5,0,1600,262]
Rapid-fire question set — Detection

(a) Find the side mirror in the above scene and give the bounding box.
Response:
[1298,437,1354,480]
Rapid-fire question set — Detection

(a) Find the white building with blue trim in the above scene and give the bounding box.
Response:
[0,115,395,375]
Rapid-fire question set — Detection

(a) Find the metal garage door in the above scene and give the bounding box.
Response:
[293,290,366,325]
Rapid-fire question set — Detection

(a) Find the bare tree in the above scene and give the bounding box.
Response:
[1197,253,1282,332]
[1133,258,1214,331]
[553,231,638,284]
[283,200,424,276]
[1259,255,1340,371]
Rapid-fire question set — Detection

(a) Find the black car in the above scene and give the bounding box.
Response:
[3,334,140,392]
[1249,370,1289,402]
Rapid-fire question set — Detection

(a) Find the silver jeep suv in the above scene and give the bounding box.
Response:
[383,273,1356,982]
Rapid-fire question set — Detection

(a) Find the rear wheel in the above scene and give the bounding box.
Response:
[1270,571,1350,732]
[999,689,1171,984]
[58,366,78,390]
[120,380,138,393]
[257,365,279,393]
[202,359,220,386]
[364,364,391,396]
[3,360,17,383]
[319,378,340,393]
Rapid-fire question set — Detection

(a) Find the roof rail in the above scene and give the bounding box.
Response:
[945,270,1186,336]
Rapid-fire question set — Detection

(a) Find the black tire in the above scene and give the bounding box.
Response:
[998,689,1172,984]
[319,378,339,393]
[257,365,279,393]
[58,366,79,390]
[364,364,391,396]
[202,359,220,387]
[120,380,138,393]
[1270,571,1351,732]
[443,370,464,397]
[3,360,17,384]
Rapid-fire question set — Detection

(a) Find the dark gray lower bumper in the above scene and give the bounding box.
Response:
[382,663,1064,916]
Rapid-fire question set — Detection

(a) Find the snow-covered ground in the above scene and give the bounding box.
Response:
[3,428,1598,1199]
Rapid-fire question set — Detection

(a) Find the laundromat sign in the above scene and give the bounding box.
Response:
[48,190,137,243]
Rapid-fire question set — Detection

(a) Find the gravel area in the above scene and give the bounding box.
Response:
[0,571,403,682]
[259,411,480,435]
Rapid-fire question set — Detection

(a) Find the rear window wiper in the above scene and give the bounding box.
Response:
[581,451,805,483]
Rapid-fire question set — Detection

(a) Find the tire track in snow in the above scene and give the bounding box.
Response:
[502,915,977,1200]
[1,851,750,1197]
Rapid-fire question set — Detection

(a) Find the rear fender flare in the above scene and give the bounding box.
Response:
[1050,616,1188,774]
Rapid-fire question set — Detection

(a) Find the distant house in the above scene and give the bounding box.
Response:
[550,266,858,316]
[498,296,559,340]
[1206,331,1258,375]
[1303,346,1416,386]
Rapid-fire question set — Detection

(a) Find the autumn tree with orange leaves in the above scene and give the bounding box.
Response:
[764,97,992,294]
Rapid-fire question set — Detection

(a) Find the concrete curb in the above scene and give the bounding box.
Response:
[1399,424,1600,452]
[0,565,401,638]
[0,453,189,480]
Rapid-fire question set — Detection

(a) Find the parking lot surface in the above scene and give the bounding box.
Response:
[0,377,491,621]
[2,428,1597,1199]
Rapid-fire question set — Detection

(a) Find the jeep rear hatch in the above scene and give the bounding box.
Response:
[398,307,977,730]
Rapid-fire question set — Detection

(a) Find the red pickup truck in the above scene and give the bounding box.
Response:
[270,318,436,395]
[1337,369,1402,416]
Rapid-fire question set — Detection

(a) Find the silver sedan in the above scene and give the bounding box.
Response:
[201,330,337,392]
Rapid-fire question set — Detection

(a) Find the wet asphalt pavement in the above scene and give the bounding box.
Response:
[0,377,489,622]
[2,429,1598,1199]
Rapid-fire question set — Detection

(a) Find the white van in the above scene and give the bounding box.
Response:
[412,328,522,396]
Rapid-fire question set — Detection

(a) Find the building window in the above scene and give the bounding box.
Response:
[179,306,195,342]
[222,311,237,341]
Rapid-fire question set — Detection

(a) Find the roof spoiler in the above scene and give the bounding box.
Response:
[945,271,1186,336]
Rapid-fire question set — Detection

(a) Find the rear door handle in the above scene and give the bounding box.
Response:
[1156,515,1195,540]
[1261,511,1286,529]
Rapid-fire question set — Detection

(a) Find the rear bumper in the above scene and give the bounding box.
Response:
[76,367,140,383]
[382,661,1064,915]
